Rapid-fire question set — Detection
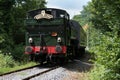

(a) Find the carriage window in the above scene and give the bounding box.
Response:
[60,14,64,18]
[46,11,52,15]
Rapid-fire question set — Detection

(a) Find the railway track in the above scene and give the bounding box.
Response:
[0,59,92,80]
[23,66,59,80]
[0,64,59,80]
[0,64,40,76]
[74,59,93,66]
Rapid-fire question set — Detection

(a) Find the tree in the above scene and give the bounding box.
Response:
[0,0,46,52]
[73,0,120,80]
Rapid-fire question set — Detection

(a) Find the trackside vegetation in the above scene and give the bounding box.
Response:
[73,0,120,80]
[0,0,46,74]
[0,0,120,79]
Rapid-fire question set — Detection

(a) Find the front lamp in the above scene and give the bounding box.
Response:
[28,37,33,43]
[57,37,62,42]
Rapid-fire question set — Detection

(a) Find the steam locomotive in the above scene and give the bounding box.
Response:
[25,8,86,64]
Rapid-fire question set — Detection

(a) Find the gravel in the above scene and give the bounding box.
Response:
[62,60,93,80]
[0,67,49,80]
[30,60,92,80]
[30,67,67,80]
[0,59,93,80]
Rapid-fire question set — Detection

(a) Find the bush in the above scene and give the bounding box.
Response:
[0,51,17,68]
[0,43,29,69]
[89,65,105,80]
[89,33,120,80]
[11,44,29,63]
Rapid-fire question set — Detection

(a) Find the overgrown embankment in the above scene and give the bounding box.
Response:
[0,51,37,74]
[0,0,46,74]
[73,0,120,80]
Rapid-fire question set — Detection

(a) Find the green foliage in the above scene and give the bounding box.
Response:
[73,2,94,27]
[89,32,120,80]
[73,0,120,80]
[89,0,120,32]
[0,61,37,74]
[0,52,17,68]
[0,50,36,74]
[0,35,4,44]
[0,0,46,71]
[89,65,105,80]
[0,0,46,51]
[11,44,29,62]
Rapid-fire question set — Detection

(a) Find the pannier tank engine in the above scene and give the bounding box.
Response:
[25,8,87,64]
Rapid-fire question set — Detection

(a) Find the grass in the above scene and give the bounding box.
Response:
[0,62,38,74]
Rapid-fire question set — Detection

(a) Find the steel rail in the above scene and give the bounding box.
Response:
[22,66,59,80]
[0,64,40,76]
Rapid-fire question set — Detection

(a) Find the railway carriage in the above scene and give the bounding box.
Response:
[24,8,86,64]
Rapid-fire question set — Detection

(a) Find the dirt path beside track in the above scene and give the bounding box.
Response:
[63,52,93,80]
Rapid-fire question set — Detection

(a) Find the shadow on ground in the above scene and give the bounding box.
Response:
[63,51,94,72]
